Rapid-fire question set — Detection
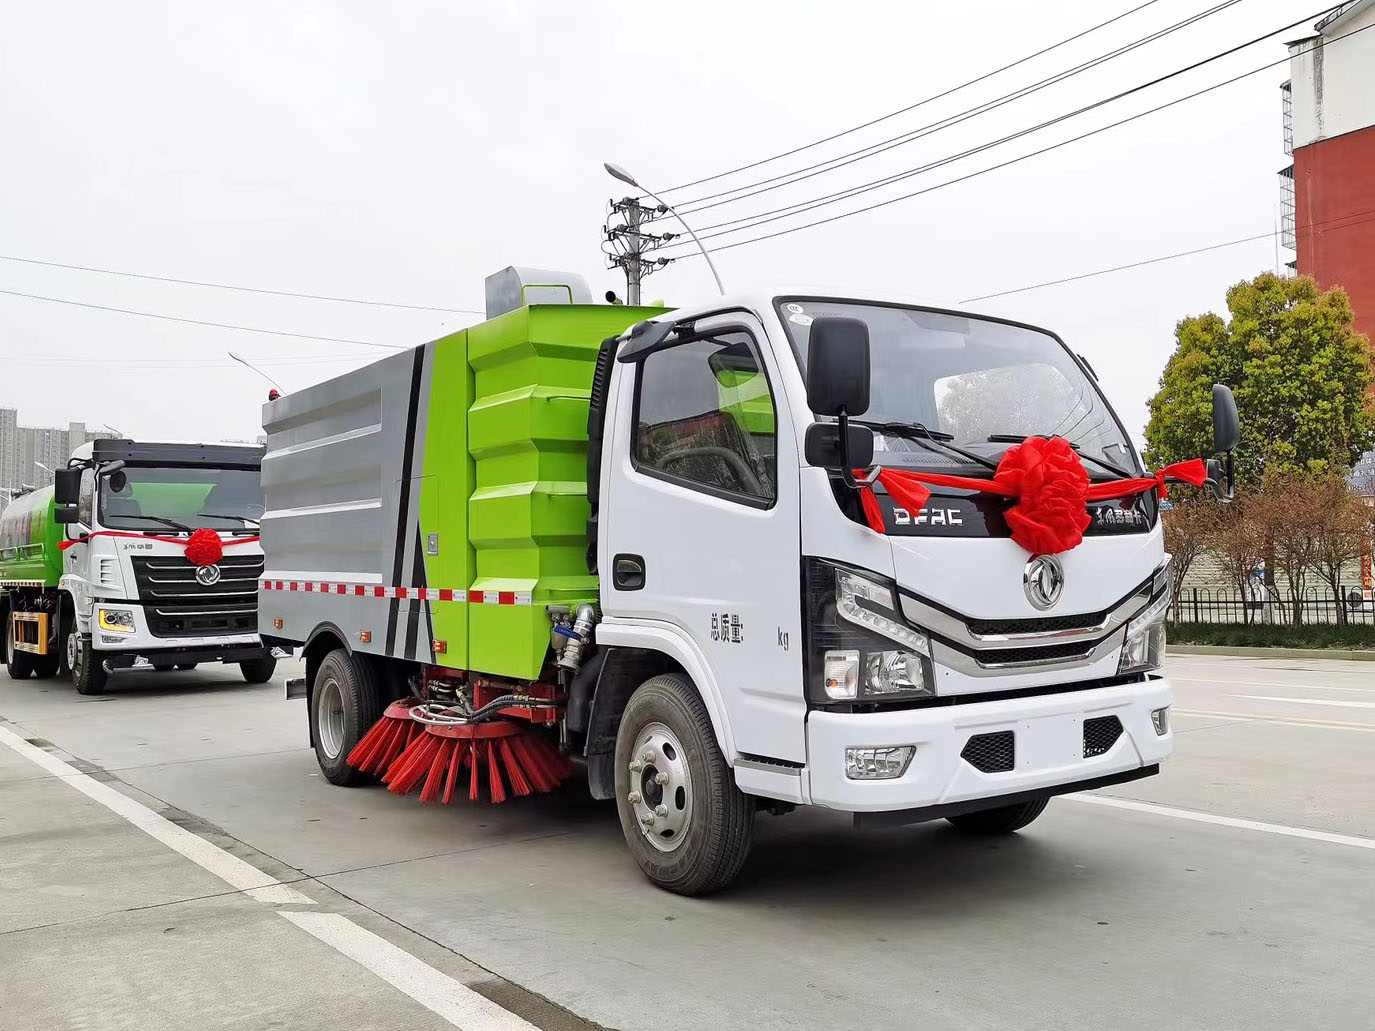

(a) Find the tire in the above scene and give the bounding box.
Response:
[613,673,753,895]
[946,797,1050,836]
[176,663,198,671]
[70,633,108,696]
[4,615,36,680]
[152,664,176,673]
[310,650,384,786]
[239,656,277,684]
[33,653,61,679]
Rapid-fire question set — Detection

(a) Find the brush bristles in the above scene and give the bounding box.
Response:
[347,710,572,804]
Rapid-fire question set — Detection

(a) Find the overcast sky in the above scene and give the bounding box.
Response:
[0,0,1307,447]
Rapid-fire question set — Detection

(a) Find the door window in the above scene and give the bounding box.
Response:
[632,331,777,506]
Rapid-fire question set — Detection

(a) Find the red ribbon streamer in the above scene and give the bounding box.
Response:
[60,529,260,566]
[856,435,1207,556]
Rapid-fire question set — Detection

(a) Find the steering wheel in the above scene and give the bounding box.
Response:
[659,447,763,495]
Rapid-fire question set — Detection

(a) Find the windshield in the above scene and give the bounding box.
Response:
[777,299,1140,474]
[98,466,263,531]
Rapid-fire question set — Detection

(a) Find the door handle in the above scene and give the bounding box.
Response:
[613,554,645,591]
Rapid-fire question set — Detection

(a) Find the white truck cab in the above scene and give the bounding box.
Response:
[53,438,275,694]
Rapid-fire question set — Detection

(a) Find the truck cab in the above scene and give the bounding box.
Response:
[2,438,276,694]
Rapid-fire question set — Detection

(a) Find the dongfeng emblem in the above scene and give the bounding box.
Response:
[195,564,222,586]
[1023,555,1064,610]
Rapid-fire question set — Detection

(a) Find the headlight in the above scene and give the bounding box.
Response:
[1118,588,1169,674]
[97,607,136,633]
[805,560,934,704]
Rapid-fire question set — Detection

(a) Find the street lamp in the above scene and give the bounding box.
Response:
[603,162,725,296]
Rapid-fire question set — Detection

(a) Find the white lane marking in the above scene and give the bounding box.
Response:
[1173,708,1375,732]
[1232,694,1375,710]
[281,912,538,1030]
[1068,794,1375,851]
[0,723,313,906]
[1174,677,1375,693]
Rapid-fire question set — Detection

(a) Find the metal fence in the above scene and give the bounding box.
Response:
[1168,586,1375,626]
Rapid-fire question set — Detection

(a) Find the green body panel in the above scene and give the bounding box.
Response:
[0,487,62,587]
[460,303,666,680]
[419,329,476,670]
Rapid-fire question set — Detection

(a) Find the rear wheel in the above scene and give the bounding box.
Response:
[70,633,108,696]
[946,797,1049,835]
[4,614,36,680]
[614,673,753,895]
[311,650,385,786]
[240,656,277,684]
[33,653,61,679]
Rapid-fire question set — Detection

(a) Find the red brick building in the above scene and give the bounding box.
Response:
[1282,1,1375,343]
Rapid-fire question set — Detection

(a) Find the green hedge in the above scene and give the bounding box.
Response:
[1167,621,1375,649]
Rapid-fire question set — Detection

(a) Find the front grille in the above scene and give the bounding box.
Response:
[1083,716,1123,757]
[975,640,1096,666]
[966,610,1109,637]
[961,731,1015,773]
[130,553,262,638]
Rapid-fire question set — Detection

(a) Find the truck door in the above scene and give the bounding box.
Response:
[601,312,805,763]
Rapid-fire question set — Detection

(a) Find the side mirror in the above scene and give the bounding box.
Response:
[1212,383,1239,453]
[805,318,870,417]
[54,468,81,505]
[804,422,875,470]
[54,504,80,525]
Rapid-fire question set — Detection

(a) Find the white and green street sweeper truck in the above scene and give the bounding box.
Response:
[260,267,1238,894]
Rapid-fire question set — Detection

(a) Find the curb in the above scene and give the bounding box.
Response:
[1167,644,1375,662]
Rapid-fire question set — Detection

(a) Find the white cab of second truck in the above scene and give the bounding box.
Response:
[54,439,276,694]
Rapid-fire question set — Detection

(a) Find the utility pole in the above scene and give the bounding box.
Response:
[605,195,672,305]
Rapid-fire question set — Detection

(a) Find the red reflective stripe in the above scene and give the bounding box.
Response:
[498,591,515,605]
[416,587,428,601]
[468,590,483,604]
[304,583,313,592]
[438,589,453,602]
[396,587,408,599]
[355,585,365,596]
[373,586,386,598]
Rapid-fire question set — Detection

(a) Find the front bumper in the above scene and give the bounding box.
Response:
[91,601,261,653]
[103,643,274,670]
[805,676,1172,813]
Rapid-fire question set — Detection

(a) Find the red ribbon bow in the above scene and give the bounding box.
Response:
[60,528,259,564]
[857,436,1207,555]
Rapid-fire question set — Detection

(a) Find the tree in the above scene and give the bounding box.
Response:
[1145,273,1375,489]
[1206,495,1269,624]
[1305,476,1375,623]
[1160,499,1217,614]
[1253,480,1320,628]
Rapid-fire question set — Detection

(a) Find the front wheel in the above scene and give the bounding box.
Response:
[946,797,1049,835]
[614,673,753,896]
[239,656,277,684]
[70,633,108,696]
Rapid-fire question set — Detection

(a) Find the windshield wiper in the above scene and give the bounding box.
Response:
[198,512,261,528]
[856,420,998,471]
[114,514,194,533]
[984,434,1135,479]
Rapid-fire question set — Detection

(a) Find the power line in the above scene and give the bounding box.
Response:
[655,0,1166,196]
[0,286,412,349]
[675,0,1246,213]
[961,207,1375,302]
[0,254,484,314]
[669,4,1340,242]
[669,12,1367,257]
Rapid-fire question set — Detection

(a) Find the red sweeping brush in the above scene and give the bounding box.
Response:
[348,705,572,804]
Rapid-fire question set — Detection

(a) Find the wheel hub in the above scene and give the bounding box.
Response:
[627,722,692,852]
[317,677,346,760]
[66,632,77,671]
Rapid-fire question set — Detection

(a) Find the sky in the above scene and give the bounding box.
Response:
[0,0,1313,448]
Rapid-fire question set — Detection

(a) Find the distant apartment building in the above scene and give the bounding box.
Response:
[0,408,115,513]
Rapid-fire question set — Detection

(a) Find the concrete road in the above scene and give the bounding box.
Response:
[1,653,1372,1030]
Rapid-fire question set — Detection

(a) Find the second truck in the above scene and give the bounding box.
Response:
[260,267,1238,894]
[1,438,275,693]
